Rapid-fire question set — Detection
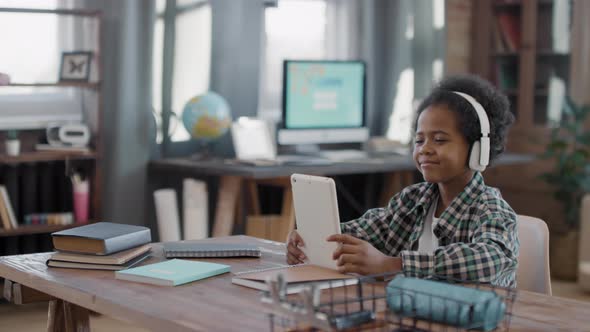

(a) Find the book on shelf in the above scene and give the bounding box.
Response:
[492,18,508,53]
[35,143,91,153]
[496,13,521,51]
[115,259,230,286]
[231,264,358,295]
[51,222,152,255]
[163,242,261,258]
[2,165,19,224]
[50,243,152,265]
[24,212,74,226]
[0,185,18,229]
[21,164,38,223]
[47,250,151,271]
[0,189,12,230]
[496,62,518,90]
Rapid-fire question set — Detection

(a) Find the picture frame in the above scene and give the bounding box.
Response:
[59,51,92,82]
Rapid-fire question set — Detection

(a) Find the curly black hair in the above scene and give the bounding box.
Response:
[414,74,515,163]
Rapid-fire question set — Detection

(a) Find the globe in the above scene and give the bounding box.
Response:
[181,91,232,143]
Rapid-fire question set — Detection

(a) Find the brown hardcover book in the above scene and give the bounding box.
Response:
[47,251,151,271]
[231,264,358,294]
[50,244,151,265]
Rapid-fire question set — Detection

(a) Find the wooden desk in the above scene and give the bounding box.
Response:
[0,235,589,331]
[149,153,534,241]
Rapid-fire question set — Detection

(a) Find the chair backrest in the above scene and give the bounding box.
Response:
[516,215,552,295]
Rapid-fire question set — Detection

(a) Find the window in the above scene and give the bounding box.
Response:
[386,0,445,144]
[0,1,97,130]
[259,0,327,120]
[152,0,212,143]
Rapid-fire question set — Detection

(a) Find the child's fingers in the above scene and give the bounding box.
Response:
[332,244,357,259]
[286,252,300,264]
[337,262,359,274]
[287,241,306,260]
[326,234,362,244]
[336,253,361,267]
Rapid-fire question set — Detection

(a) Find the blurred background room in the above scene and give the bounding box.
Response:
[0,0,589,330]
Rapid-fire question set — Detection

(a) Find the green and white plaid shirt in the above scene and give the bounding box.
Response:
[341,172,519,287]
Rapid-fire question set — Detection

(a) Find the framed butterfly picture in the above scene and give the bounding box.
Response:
[59,51,92,82]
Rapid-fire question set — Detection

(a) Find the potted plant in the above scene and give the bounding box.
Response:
[539,96,590,280]
[5,130,20,156]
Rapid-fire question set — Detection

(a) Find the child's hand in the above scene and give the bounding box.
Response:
[286,230,307,264]
[327,234,402,275]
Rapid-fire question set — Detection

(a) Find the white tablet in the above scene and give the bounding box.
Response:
[291,174,341,269]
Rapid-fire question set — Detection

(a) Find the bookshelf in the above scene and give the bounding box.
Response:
[472,0,572,131]
[0,7,103,254]
[0,151,97,164]
[0,224,83,238]
[468,0,579,278]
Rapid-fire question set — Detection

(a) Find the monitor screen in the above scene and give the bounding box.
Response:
[279,60,368,145]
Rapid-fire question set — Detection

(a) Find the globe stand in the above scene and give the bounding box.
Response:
[189,141,216,161]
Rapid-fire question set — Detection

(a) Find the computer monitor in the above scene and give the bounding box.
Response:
[277,60,369,146]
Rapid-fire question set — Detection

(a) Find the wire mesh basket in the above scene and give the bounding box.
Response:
[262,272,517,332]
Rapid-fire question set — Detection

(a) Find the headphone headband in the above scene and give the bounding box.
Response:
[451,91,491,170]
[451,91,490,136]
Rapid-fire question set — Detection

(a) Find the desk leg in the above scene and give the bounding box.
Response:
[212,175,242,237]
[244,177,294,242]
[48,299,90,332]
[279,186,295,241]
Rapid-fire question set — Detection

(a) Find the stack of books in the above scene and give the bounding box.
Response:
[47,222,152,271]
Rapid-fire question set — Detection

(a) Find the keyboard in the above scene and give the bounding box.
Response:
[317,149,370,161]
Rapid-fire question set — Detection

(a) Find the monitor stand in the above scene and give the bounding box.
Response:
[292,144,322,156]
[290,144,369,161]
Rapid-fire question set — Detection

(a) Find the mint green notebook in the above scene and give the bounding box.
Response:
[115,259,230,286]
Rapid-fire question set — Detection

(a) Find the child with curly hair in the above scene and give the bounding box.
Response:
[287,74,518,287]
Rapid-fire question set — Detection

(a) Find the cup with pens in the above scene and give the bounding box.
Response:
[71,172,89,223]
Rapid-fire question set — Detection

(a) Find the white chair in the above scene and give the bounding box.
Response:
[578,195,590,291]
[517,215,552,295]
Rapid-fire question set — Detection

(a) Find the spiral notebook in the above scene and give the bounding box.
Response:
[231,264,358,294]
[163,242,261,258]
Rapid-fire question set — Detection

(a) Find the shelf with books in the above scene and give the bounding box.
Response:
[0,223,86,238]
[0,151,97,164]
[0,7,103,253]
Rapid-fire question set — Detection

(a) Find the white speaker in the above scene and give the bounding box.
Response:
[46,123,91,147]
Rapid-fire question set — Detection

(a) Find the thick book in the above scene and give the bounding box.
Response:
[115,259,230,286]
[231,264,358,294]
[0,190,12,229]
[0,186,18,229]
[20,163,38,222]
[3,165,20,223]
[163,242,261,258]
[47,251,151,271]
[50,243,151,265]
[51,222,152,255]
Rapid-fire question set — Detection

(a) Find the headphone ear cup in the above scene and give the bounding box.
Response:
[469,140,486,172]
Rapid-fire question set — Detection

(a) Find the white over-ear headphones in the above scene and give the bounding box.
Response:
[451,91,490,172]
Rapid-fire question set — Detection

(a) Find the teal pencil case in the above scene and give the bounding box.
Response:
[386,275,506,331]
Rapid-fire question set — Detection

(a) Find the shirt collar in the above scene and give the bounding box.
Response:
[435,172,486,238]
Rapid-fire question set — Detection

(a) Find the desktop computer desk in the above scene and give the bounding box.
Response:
[148,152,534,242]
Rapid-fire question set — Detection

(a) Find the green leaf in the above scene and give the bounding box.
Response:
[577,132,590,146]
[548,140,568,151]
